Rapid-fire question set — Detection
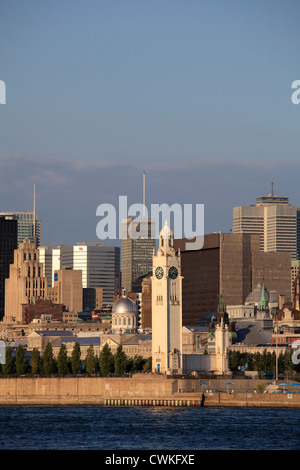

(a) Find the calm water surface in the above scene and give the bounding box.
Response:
[0,406,299,450]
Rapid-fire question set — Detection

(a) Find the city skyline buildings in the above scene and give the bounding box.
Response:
[38,242,120,305]
[233,186,300,260]
[4,239,48,323]
[0,211,41,248]
[0,216,18,321]
[120,170,156,294]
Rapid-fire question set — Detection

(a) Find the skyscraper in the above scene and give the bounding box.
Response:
[73,242,120,304]
[121,217,155,294]
[4,239,48,323]
[121,170,156,294]
[174,232,291,324]
[39,242,120,304]
[0,211,41,248]
[0,216,18,320]
[233,188,300,260]
[38,245,73,287]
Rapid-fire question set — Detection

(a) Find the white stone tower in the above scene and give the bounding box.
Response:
[151,221,183,374]
[213,318,231,376]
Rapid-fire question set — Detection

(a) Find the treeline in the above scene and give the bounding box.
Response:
[0,342,152,378]
[229,349,300,375]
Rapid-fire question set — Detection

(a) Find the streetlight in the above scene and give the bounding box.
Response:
[275,313,278,383]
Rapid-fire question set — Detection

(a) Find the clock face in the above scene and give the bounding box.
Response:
[155,266,164,279]
[169,266,178,279]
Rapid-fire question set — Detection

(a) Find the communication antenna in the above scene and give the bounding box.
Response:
[33,184,36,248]
[271,182,274,197]
[143,170,146,217]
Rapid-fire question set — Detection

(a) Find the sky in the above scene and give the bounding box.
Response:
[0,0,299,247]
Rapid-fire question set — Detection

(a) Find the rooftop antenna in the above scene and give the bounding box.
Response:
[33,183,36,248]
[271,182,274,197]
[143,170,146,217]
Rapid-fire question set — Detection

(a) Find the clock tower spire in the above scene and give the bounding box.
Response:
[151,220,183,374]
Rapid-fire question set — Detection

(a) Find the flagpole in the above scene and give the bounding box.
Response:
[275,313,278,383]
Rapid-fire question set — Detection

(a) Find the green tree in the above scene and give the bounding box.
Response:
[114,345,126,376]
[142,357,152,372]
[133,355,146,371]
[99,343,113,376]
[126,356,134,373]
[229,350,240,370]
[71,342,81,375]
[30,348,40,375]
[42,342,55,376]
[85,345,96,376]
[2,346,15,376]
[15,344,26,376]
[57,344,68,377]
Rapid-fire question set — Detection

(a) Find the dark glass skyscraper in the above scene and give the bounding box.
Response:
[121,217,155,294]
[0,216,18,320]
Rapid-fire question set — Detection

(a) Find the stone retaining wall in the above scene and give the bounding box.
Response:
[0,375,299,407]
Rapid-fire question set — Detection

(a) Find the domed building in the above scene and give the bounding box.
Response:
[245,283,270,305]
[245,283,278,313]
[111,291,139,334]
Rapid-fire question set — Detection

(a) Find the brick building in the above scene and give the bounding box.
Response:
[22,299,64,324]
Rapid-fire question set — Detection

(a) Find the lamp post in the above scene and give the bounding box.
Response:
[275,314,278,383]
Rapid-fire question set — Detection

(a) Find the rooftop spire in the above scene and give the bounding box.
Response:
[259,283,268,310]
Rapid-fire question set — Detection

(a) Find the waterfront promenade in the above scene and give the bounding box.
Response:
[0,374,300,407]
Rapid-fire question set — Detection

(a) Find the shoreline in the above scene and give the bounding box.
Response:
[0,375,300,408]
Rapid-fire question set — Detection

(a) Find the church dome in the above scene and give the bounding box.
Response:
[112,296,138,314]
[245,284,270,305]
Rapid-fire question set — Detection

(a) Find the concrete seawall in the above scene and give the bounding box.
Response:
[0,375,299,407]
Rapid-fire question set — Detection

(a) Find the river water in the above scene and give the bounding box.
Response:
[0,405,299,450]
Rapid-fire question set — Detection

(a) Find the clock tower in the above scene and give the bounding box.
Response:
[151,220,183,374]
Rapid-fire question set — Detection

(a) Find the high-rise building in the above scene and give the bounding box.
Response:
[40,242,120,305]
[47,268,83,313]
[291,260,300,298]
[121,217,155,294]
[0,216,18,320]
[82,287,103,312]
[0,211,41,248]
[4,239,48,323]
[38,245,73,287]
[233,188,300,260]
[73,242,120,304]
[174,232,291,325]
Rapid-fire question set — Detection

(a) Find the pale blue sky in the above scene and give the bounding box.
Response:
[0,1,299,245]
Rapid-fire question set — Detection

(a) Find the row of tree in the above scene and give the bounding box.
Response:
[3,343,297,378]
[0,342,152,378]
[229,349,300,374]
